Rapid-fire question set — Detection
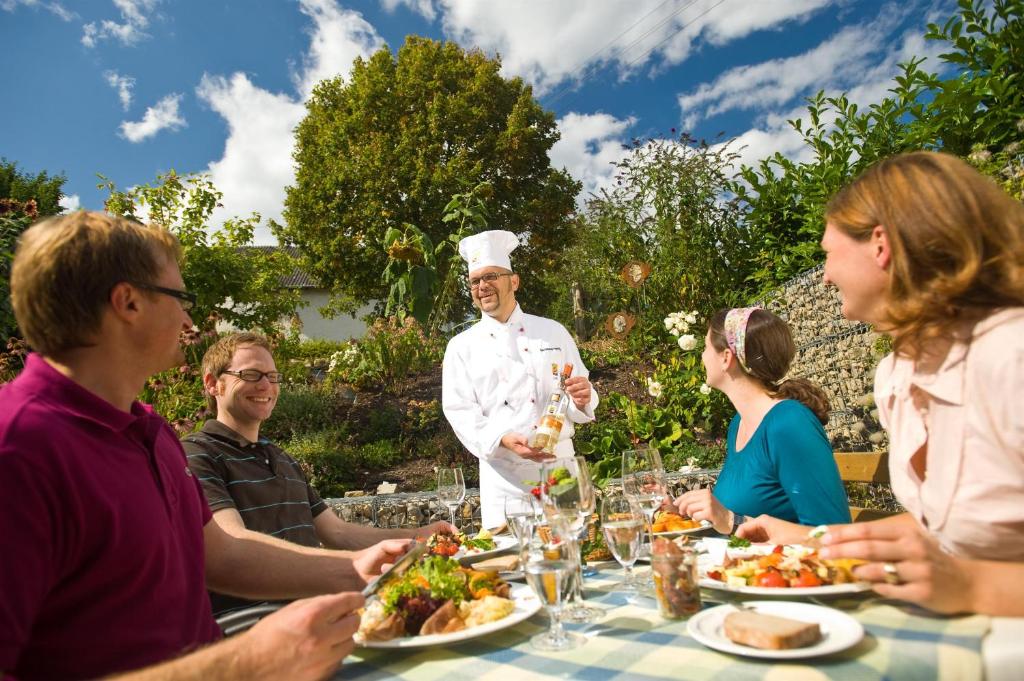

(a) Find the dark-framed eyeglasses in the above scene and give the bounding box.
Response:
[467,272,514,290]
[133,282,197,312]
[221,369,285,384]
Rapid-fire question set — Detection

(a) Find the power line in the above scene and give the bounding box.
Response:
[545,0,700,108]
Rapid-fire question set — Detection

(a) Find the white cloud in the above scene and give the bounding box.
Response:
[197,0,384,243]
[1,0,73,20]
[82,0,158,48]
[428,0,835,94]
[293,0,386,99]
[677,3,944,129]
[550,112,635,203]
[104,70,135,110]
[380,0,436,22]
[58,194,81,213]
[119,93,185,142]
[709,11,949,176]
[196,74,306,243]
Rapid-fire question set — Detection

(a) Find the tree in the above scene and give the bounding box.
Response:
[101,171,302,333]
[545,135,753,338]
[1,159,66,341]
[280,36,581,321]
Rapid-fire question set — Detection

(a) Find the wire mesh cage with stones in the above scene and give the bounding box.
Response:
[755,264,889,452]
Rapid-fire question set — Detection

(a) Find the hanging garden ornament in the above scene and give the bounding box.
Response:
[620,260,652,288]
[605,311,636,339]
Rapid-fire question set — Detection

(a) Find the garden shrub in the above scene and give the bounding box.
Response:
[328,316,443,392]
[285,428,352,497]
[262,383,342,443]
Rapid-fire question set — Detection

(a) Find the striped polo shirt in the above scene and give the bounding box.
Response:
[183,419,328,616]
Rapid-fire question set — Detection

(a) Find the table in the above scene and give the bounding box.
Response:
[342,566,1000,680]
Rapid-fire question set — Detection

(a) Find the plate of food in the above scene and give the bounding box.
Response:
[697,537,870,596]
[425,530,517,563]
[356,554,540,648]
[651,509,713,538]
[687,601,864,659]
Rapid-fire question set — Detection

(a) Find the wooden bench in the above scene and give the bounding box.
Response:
[834,451,894,522]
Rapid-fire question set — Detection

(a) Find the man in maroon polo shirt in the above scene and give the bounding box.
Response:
[0,211,407,681]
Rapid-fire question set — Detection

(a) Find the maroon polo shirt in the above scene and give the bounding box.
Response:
[0,354,221,680]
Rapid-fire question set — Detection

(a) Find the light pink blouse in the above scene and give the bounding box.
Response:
[874,307,1024,561]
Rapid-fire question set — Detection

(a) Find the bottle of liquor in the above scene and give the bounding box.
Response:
[529,363,574,454]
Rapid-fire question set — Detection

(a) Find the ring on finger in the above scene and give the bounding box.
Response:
[882,562,902,586]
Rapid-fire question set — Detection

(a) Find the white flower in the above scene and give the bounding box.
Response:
[699,382,712,395]
[684,311,698,324]
[677,334,698,351]
[663,317,674,332]
[647,379,663,398]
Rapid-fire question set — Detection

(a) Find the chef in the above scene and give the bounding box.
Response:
[441,230,598,528]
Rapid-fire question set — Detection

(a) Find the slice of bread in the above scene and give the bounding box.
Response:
[471,554,520,572]
[723,610,822,650]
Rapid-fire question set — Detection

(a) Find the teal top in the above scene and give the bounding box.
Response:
[713,400,851,526]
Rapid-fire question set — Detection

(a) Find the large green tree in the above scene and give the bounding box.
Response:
[280,36,581,319]
[1,159,67,340]
[101,171,302,333]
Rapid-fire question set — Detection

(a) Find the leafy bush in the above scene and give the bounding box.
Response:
[327,316,442,392]
[285,428,352,498]
[262,383,341,443]
[349,439,404,469]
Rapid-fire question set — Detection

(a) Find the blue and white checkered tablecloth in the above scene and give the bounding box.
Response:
[340,566,990,680]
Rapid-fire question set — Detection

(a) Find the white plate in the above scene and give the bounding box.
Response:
[359,583,541,649]
[652,520,713,539]
[696,538,871,597]
[458,535,518,562]
[687,601,864,659]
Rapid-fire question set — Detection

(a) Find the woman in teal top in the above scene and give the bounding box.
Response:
[675,308,850,532]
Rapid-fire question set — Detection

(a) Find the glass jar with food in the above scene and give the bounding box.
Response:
[650,537,701,619]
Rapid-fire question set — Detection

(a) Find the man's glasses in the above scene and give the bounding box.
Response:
[221,369,285,384]
[467,272,514,290]
[133,282,197,312]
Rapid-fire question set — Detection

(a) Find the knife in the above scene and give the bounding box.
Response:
[360,541,428,598]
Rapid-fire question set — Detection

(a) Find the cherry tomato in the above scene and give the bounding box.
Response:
[772,544,784,554]
[789,568,823,588]
[706,570,723,582]
[754,569,787,588]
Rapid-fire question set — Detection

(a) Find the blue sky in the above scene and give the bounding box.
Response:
[2,0,953,243]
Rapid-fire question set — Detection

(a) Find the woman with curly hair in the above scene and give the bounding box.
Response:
[740,151,1024,616]
[673,307,851,532]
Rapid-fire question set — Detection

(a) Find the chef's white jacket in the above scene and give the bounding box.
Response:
[442,304,598,528]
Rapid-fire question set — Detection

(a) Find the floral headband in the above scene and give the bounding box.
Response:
[723,307,760,372]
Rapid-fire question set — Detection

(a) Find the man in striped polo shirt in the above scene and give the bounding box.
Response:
[184,332,455,617]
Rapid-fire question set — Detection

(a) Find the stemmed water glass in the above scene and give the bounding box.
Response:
[436,467,465,527]
[539,456,603,623]
[600,495,645,592]
[521,514,585,651]
[505,493,541,548]
[621,448,669,559]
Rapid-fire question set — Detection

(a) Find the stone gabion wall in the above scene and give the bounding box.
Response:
[756,264,888,453]
[325,468,721,529]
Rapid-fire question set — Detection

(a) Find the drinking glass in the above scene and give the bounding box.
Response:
[504,493,540,548]
[436,467,465,527]
[600,495,644,592]
[521,515,584,651]
[540,456,603,623]
[621,448,669,555]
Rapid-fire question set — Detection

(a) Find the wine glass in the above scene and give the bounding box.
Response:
[521,515,585,651]
[539,456,603,623]
[437,467,465,527]
[600,494,645,592]
[621,448,669,555]
[505,493,540,548]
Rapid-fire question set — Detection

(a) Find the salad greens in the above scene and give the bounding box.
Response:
[727,534,751,548]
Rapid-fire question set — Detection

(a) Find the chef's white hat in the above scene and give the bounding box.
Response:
[458,230,520,274]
